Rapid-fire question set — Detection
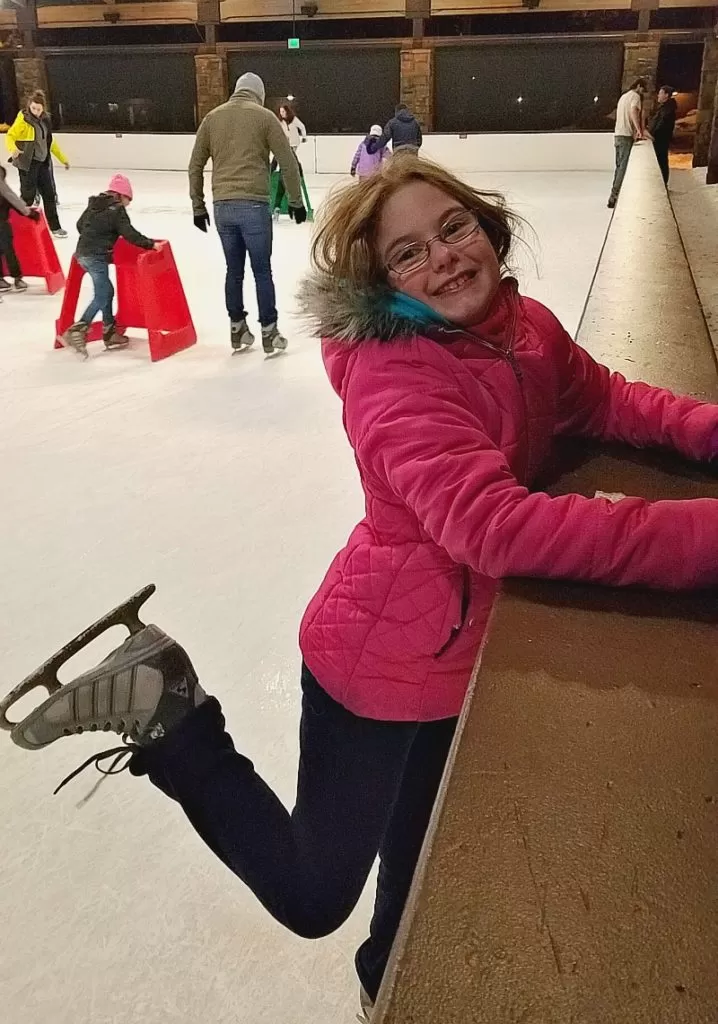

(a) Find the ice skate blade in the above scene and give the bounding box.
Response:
[0,584,157,745]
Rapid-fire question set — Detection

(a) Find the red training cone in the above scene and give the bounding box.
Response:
[55,239,196,362]
[3,210,65,295]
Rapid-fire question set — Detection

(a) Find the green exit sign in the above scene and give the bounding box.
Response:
[287,37,300,49]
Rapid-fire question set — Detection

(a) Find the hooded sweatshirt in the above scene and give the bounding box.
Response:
[0,165,32,222]
[378,108,423,152]
[189,73,302,214]
[75,193,154,260]
[351,134,389,177]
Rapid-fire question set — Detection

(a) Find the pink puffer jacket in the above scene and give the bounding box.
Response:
[299,277,718,722]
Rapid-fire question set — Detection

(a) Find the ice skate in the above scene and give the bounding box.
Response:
[0,585,206,790]
[14,278,28,292]
[62,321,89,359]
[231,318,255,353]
[52,228,68,239]
[0,279,10,292]
[103,323,130,350]
[261,322,288,355]
[356,987,374,1023]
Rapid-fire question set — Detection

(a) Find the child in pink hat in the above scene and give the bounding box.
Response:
[62,173,159,358]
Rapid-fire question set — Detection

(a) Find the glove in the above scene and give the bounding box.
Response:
[350,168,356,177]
[26,209,41,221]
[193,213,210,233]
[289,203,307,225]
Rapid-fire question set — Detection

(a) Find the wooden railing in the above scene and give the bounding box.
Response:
[372,142,718,1024]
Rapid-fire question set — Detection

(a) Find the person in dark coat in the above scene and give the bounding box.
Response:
[377,104,423,155]
[648,85,677,186]
[0,163,40,293]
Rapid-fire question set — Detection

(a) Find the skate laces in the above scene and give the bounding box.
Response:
[53,738,138,798]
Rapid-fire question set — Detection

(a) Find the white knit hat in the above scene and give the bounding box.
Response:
[369,124,382,136]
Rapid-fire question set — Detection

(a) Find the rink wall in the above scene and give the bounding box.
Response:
[53,131,614,174]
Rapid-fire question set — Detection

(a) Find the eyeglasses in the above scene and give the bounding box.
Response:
[386,210,481,277]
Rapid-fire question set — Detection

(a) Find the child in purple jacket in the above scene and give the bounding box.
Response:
[350,124,389,180]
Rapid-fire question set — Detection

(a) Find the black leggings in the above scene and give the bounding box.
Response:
[131,665,457,1000]
[653,141,670,186]
[0,220,21,279]
[19,160,61,232]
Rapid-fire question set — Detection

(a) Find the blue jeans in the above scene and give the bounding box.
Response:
[213,199,277,327]
[610,136,634,202]
[130,665,457,1002]
[78,255,115,327]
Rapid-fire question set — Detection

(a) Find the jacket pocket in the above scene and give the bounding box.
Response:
[434,565,471,659]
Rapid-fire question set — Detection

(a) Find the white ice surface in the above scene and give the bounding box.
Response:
[0,168,611,1024]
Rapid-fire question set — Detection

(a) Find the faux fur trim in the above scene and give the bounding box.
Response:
[297,270,429,344]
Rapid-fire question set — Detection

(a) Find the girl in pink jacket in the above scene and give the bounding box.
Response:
[15,158,718,1021]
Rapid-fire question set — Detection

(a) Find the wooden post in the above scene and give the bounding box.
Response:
[694,38,718,168]
[706,72,718,184]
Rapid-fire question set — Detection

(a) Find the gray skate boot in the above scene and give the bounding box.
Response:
[261,322,288,355]
[231,318,255,353]
[62,321,90,359]
[0,585,205,790]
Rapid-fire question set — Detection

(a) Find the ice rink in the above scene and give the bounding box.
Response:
[0,166,611,1024]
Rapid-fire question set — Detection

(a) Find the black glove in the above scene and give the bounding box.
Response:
[26,209,41,221]
[350,168,356,177]
[193,213,210,233]
[289,203,307,225]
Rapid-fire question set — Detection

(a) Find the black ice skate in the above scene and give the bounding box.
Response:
[230,318,255,353]
[0,585,205,790]
[261,322,288,355]
[103,323,130,350]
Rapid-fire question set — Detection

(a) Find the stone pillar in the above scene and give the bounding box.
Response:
[400,46,434,133]
[194,53,227,126]
[621,39,660,94]
[707,75,718,185]
[13,56,49,107]
[693,38,718,168]
[621,39,660,128]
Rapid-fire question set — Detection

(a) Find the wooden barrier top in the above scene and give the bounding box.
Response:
[374,146,718,1023]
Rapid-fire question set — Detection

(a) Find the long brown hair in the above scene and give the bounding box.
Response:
[311,155,521,290]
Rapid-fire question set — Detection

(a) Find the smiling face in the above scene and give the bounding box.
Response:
[376,181,501,328]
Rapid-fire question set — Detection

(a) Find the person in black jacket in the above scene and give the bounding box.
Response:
[63,173,158,358]
[648,85,677,186]
[377,104,423,155]
[0,164,40,295]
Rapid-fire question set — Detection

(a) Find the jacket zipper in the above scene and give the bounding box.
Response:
[434,565,472,658]
[434,291,531,483]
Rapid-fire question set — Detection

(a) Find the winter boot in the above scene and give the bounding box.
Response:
[230,318,256,353]
[261,322,288,355]
[8,624,206,755]
[0,278,11,292]
[14,278,28,292]
[103,324,130,350]
[63,321,90,359]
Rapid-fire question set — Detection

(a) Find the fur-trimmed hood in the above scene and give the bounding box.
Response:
[298,270,519,346]
[297,269,451,345]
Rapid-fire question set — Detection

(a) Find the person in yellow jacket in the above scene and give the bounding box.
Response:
[6,89,70,238]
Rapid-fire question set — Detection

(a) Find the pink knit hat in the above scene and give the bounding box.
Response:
[108,174,133,200]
